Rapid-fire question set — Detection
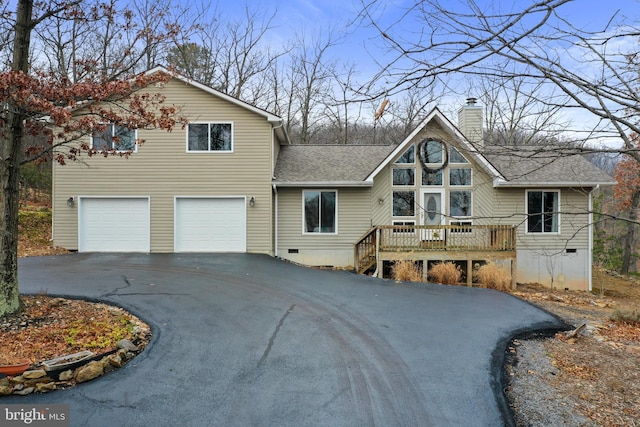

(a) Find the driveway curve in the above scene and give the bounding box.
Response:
[14,253,565,426]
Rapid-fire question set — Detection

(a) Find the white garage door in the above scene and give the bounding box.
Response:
[79,197,150,252]
[175,197,246,252]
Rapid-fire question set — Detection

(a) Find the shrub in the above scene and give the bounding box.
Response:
[610,308,640,325]
[428,262,462,285]
[391,260,423,282]
[474,262,512,291]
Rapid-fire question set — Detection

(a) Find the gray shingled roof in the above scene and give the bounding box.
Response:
[483,145,616,186]
[274,144,396,184]
[273,143,615,187]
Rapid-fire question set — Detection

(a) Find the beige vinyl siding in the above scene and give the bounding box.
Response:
[470,168,495,225]
[53,77,275,253]
[277,187,372,252]
[492,187,591,250]
[371,167,391,225]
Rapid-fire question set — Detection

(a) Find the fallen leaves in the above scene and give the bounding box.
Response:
[1,296,149,366]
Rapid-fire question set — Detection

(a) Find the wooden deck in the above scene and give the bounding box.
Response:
[354,224,517,286]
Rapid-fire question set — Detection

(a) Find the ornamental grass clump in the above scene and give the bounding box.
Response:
[428,262,462,285]
[610,308,640,325]
[474,262,512,291]
[391,260,423,282]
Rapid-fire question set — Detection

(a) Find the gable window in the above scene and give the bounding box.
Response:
[395,145,415,164]
[422,169,443,186]
[393,191,415,216]
[449,147,469,164]
[92,124,136,152]
[527,190,559,233]
[450,190,472,217]
[450,168,472,186]
[393,168,415,186]
[304,190,336,233]
[187,123,233,152]
[420,139,444,164]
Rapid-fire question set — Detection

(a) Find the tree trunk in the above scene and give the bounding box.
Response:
[621,191,640,275]
[0,0,33,317]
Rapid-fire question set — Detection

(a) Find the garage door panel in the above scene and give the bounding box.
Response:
[175,198,246,252]
[79,198,150,252]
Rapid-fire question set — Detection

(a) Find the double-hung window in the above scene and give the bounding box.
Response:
[527,190,559,233]
[187,123,233,152]
[92,124,137,152]
[304,190,337,233]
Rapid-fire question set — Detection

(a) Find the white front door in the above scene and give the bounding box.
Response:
[421,190,444,240]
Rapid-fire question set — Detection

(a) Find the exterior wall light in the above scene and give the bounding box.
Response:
[249,196,256,207]
[67,197,75,207]
[378,198,384,205]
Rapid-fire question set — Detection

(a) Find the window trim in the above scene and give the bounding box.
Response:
[449,146,470,164]
[449,168,473,187]
[525,189,560,234]
[394,144,415,164]
[90,124,138,153]
[186,122,234,153]
[302,189,338,235]
[450,220,473,234]
[449,190,472,218]
[392,167,416,186]
[392,190,416,218]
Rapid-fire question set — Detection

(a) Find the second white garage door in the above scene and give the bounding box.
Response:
[175,197,246,252]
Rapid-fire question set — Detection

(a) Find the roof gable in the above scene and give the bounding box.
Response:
[146,66,290,144]
[365,108,503,182]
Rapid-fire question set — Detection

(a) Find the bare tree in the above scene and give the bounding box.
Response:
[360,0,640,160]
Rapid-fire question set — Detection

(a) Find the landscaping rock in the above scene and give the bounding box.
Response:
[117,339,138,352]
[58,370,74,381]
[23,369,47,379]
[35,382,57,393]
[75,361,104,383]
[23,376,53,387]
[108,353,123,368]
[14,387,35,396]
[0,377,9,387]
[0,386,12,395]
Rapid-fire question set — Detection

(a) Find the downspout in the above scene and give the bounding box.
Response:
[271,122,283,258]
[273,183,278,258]
[588,185,599,292]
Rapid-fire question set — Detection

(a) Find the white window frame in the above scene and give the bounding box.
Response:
[525,189,560,234]
[449,190,472,218]
[90,124,138,153]
[302,189,338,235]
[392,190,416,217]
[450,220,473,234]
[395,144,415,164]
[449,168,473,187]
[186,122,234,153]
[392,167,416,186]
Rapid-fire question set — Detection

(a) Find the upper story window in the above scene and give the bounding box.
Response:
[527,190,559,233]
[420,139,444,164]
[91,124,137,152]
[304,190,337,234]
[449,168,472,186]
[395,145,415,164]
[393,191,415,217]
[393,168,415,186]
[187,123,233,152]
[449,147,469,164]
[422,169,443,186]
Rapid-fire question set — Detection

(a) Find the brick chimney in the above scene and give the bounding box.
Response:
[458,97,483,148]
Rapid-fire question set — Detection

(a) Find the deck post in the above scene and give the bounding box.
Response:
[466,260,473,286]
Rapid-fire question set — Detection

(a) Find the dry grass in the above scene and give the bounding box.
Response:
[428,262,462,285]
[610,308,640,325]
[474,262,512,291]
[391,260,423,282]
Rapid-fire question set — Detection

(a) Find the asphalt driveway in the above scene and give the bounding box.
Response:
[13,253,565,426]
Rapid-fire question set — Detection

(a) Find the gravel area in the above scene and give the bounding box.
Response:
[505,336,596,426]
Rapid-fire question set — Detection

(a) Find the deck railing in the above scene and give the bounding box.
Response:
[354,224,516,273]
